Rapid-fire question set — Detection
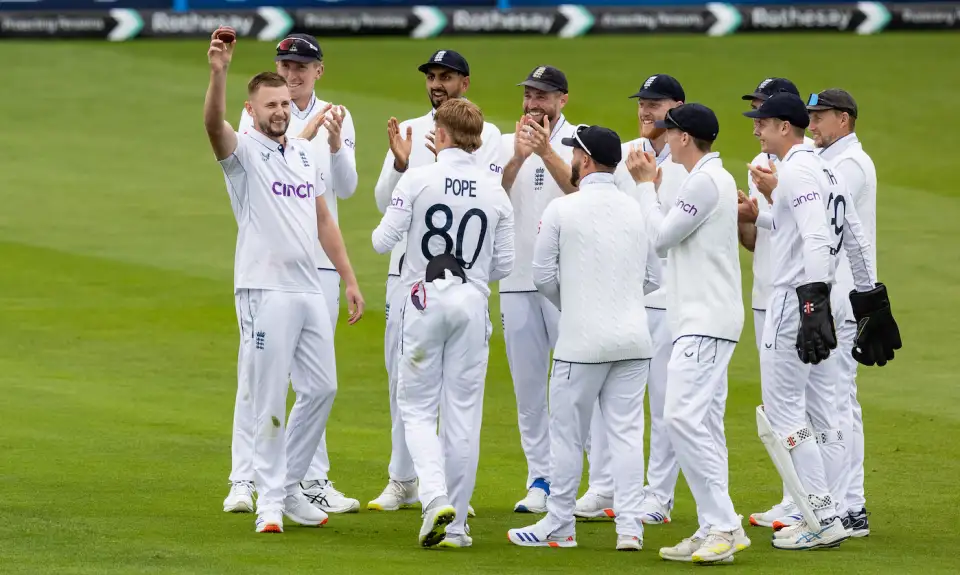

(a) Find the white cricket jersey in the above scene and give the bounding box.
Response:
[374,108,504,277]
[498,114,577,293]
[532,172,654,364]
[766,143,876,297]
[748,136,812,311]
[220,129,325,294]
[817,133,878,321]
[639,153,744,343]
[240,93,357,271]
[615,137,688,310]
[371,147,515,298]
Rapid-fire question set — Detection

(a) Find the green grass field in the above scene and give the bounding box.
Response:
[1,33,958,574]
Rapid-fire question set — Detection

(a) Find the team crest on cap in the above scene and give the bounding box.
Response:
[411,281,427,311]
[758,78,773,90]
[643,75,658,88]
[532,66,547,78]
[434,50,446,62]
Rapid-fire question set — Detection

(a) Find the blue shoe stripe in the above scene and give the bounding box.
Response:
[531,478,551,496]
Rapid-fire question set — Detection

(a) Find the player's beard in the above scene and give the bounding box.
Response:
[525,106,556,130]
[259,115,289,138]
[429,87,459,110]
[640,115,666,141]
[569,161,581,188]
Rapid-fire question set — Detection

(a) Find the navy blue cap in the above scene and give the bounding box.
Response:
[742,77,800,101]
[418,50,470,76]
[655,103,720,142]
[561,125,622,167]
[518,65,569,94]
[743,92,810,129]
[275,34,322,63]
[630,74,685,101]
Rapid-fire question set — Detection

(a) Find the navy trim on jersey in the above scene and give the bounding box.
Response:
[773,291,789,349]
[645,306,667,311]
[553,356,653,365]
[500,289,540,294]
[783,148,815,162]
[672,334,738,345]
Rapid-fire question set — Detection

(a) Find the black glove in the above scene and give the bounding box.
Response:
[849,283,902,367]
[796,282,837,365]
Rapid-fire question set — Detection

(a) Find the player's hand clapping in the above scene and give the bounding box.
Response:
[520,115,551,157]
[626,145,660,185]
[207,27,236,73]
[737,189,760,223]
[297,104,345,153]
[513,116,535,161]
[387,117,413,172]
[748,159,778,203]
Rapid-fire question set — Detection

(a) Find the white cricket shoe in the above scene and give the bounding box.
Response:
[438,533,473,548]
[301,480,360,514]
[659,534,734,563]
[616,535,642,551]
[255,509,283,533]
[468,504,476,517]
[283,492,329,526]
[749,500,796,528]
[507,521,577,548]
[772,516,848,550]
[691,527,751,564]
[223,480,255,513]
[514,478,549,513]
[638,495,671,524]
[574,490,615,519]
[419,501,456,548]
[367,479,418,511]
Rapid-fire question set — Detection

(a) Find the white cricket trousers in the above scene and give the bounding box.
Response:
[397,280,492,537]
[761,288,847,519]
[836,320,866,513]
[755,307,793,507]
[384,275,416,482]
[229,271,340,484]
[233,288,338,513]
[586,308,678,508]
[501,291,559,488]
[542,359,649,539]
[665,336,739,532]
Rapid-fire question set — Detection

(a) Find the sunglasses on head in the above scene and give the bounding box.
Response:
[573,124,592,155]
[277,37,319,54]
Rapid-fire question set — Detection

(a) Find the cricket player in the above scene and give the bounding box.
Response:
[736,77,809,531]
[369,50,502,514]
[508,125,655,551]
[742,93,898,550]
[807,89,877,536]
[204,29,364,533]
[630,104,750,563]
[224,33,361,517]
[498,65,577,514]
[371,99,515,548]
[577,74,687,524]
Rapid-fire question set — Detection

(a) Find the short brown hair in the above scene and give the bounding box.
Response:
[435,99,483,153]
[247,72,287,96]
[692,136,712,153]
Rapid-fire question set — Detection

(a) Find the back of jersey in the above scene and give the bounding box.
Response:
[400,148,513,297]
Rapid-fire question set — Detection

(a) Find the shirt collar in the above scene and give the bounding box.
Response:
[642,138,672,165]
[783,142,816,162]
[550,114,568,141]
[691,152,721,173]
[246,128,288,154]
[437,147,475,163]
[291,92,318,120]
[579,172,615,187]
[816,132,859,161]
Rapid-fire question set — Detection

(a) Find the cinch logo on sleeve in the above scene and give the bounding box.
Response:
[390,196,404,208]
[272,181,315,199]
[675,198,698,216]
[489,162,503,174]
[792,190,821,207]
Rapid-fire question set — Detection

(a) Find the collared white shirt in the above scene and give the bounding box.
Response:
[532,171,655,363]
[372,147,514,298]
[498,114,577,293]
[220,129,325,294]
[239,92,357,270]
[374,107,504,277]
[638,152,744,343]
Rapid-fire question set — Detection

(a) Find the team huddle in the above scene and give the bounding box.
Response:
[204,27,902,561]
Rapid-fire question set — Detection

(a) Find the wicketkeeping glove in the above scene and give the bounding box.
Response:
[849,283,902,367]
[796,282,837,365]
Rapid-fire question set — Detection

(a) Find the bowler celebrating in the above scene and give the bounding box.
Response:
[204,29,364,533]
[372,99,514,548]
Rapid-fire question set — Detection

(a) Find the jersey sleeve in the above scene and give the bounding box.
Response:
[490,192,516,282]
[531,200,562,310]
[219,133,252,208]
[374,144,403,215]
[782,167,832,284]
[837,178,877,292]
[643,173,719,258]
[371,171,416,254]
[329,106,358,199]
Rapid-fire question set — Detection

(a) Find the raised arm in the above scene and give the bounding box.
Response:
[375,117,413,213]
[204,28,238,161]
[328,106,358,199]
[640,173,719,258]
[372,173,415,254]
[531,201,562,310]
[501,128,532,193]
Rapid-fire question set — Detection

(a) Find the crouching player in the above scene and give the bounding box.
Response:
[371,99,515,548]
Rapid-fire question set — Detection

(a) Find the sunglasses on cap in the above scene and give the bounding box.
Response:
[276,37,320,55]
[572,124,592,155]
